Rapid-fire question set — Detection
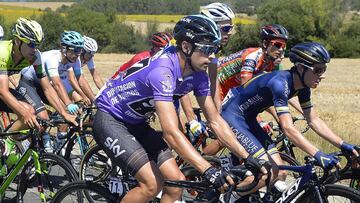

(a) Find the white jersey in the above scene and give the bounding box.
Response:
[21,50,81,84]
[76,57,95,77]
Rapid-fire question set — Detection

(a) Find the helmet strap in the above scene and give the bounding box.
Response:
[180,44,195,71]
[292,65,309,88]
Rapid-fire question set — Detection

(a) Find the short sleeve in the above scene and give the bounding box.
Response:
[45,58,60,78]
[86,58,95,70]
[298,88,312,109]
[33,50,46,79]
[193,71,211,97]
[72,58,83,76]
[147,67,175,102]
[269,78,290,115]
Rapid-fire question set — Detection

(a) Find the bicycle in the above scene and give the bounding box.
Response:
[53,164,262,203]
[0,118,79,202]
[48,105,97,171]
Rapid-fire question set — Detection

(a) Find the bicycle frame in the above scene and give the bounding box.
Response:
[0,131,54,202]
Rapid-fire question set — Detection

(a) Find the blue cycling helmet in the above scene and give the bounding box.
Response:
[60,31,84,48]
[173,15,221,46]
[289,42,330,66]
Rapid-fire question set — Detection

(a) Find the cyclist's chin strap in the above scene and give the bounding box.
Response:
[291,65,308,88]
[180,46,196,72]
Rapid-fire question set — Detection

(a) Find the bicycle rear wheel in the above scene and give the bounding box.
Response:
[52,180,119,203]
[17,153,79,202]
[294,184,360,203]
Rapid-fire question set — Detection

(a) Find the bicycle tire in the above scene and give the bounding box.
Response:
[51,180,118,203]
[17,153,79,202]
[294,184,360,203]
[324,168,360,191]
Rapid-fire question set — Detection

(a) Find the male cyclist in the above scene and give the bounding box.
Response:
[0,25,4,40]
[111,32,173,79]
[78,36,104,90]
[94,15,264,203]
[221,42,359,191]
[179,2,236,138]
[0,18,75,156]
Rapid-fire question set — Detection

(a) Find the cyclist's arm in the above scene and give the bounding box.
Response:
[155,100,212,173]
[74,71,95,102]
[50,75,72,106]
[68,69,90,101]
[89,68,104,89]
[197,95,250,159]
[303,107,342,148]
[39,76,68,116]
[278,112,318,156]
[213,78,222,112]
[0,75,28,116]
[8,75,18,88]
[179,94,197,121]
[288,97,304,114]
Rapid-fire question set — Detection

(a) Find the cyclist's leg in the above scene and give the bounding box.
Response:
[202,139,224,156]
[93,110,164,202]
[137,125,185,202]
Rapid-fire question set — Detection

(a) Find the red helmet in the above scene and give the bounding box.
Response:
[260,24,288,41]
[150,32,173,48]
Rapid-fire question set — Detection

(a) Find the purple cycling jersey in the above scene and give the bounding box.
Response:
[96,47,210,124]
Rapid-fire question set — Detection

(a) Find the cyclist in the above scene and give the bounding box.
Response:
[179,2,236,138]
[77,35,104,90]
[111,31,173,79]
[0,18,74,156]
[221,42,359,191]
[0,25,4,40]
[94,15,264,203]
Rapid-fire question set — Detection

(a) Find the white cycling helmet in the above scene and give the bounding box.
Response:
[0,25,4,39]
[83,36,98,53]
[200,2,235,22]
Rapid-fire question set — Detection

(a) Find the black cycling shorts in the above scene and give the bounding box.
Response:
[93,110,173,176]
[16,79,49,114]
[0,88,27,112]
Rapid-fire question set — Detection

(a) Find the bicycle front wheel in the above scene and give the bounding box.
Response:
[294,184,360,203]
[17,153,79,202]
[52,180,119,203]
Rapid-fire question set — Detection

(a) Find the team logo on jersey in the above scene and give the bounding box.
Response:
[243,59,256,68]
[160,79,173,93]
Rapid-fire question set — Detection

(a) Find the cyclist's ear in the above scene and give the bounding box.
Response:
[181,41,192,55]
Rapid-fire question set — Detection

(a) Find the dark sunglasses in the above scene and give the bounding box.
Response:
[301,63,327,75]
[220,24,233,33]
[26,42,38,49]
[68,47,82,54]
[194,43,219,55]
[270,41,286,49]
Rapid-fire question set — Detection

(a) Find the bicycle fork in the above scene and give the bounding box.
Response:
[32,151,55,202]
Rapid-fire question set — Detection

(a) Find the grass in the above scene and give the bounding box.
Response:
[0,5,43,25]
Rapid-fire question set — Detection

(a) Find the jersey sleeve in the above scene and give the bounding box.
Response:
[0,56,9,75]
[268,77,291,115]
[147,67,175,102]
[240,58,257,80]
[33,50,46,79]
[298,88,312,109]
[72,58,83,76]
[44,57,59,78]
[86,58,95,70]
[193,71,211,97]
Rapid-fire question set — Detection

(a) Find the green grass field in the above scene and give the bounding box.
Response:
[0,5,43,25]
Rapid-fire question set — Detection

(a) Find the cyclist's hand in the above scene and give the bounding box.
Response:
[67,103,80,115]
[314,151,339,169]
[340,142,360,157]
[21,111,40,129]
[259,121,272,135]
[63,113,78,127]
[244,155,268,175]
[83,96,92,106]
[203,166,234,193]
[188,119,206,138]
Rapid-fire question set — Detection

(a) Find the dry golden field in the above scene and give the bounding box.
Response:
[85,54,360,155]
[0,2,73,10]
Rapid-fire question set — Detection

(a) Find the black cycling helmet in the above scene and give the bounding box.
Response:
[173,15,221,46]
[260,24,288,41]
[289,42,330,66]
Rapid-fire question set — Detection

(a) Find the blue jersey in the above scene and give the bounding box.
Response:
[96,46,211,124]
[222,70,312,118]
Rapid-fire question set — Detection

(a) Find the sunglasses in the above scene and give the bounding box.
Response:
[68,47,82,54]
[218,24,234,33]
[194,43,219,55]
[270,40,286,49]
[26,42,38,49]
[300,63,327,75]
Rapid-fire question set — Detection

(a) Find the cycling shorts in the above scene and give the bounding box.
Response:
[0,88,27,112]
[221,112,278,158]
[17,78,49,114]
[93,110,173,176]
